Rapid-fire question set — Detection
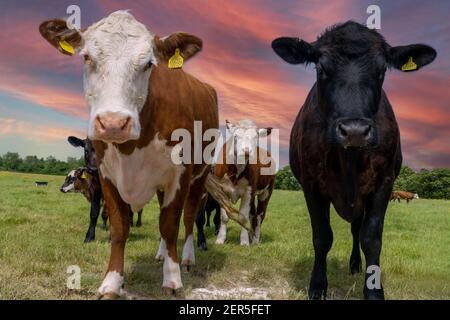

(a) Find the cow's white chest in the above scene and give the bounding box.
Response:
[100,136,185,211]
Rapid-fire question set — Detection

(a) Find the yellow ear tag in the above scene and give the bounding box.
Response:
[401,56,417,71]
[168,48,184,69]
[59,40,75,55]
[81,171,87,179]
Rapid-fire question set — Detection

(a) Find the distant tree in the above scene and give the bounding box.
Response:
[275,166,302,191]
[2,152,22,171]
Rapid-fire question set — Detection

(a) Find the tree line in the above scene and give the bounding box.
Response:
[275,165,450,199]
[0,152,84,176]
[1,152,448,199]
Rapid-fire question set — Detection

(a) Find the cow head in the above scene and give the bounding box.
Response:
[226,120,272,163]
[68,136,97,174]
[272,21,436,149]
[40,11,202,144]
[60,168,87,193]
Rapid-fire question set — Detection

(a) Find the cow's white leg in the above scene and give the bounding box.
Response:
[215,208,229,244]
[155,238,167,261]
[162,249,182,290]
[239,187,252,246]
[252,215,262,244]
[181,234,195,267]
[98,271,124,296]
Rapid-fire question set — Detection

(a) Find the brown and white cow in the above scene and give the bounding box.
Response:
[390,190,419,203]
[39,11,218,297]
[214,120,276,245]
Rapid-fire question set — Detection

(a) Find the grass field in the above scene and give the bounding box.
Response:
[0,171,449,300]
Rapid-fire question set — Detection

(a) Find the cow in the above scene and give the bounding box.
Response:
[39,11,219,298]
[272,21,436,299]
[390,190,419,203]
[60,167,143,232]
[67,136,143,230]
[214,120,276,246]
[196,191,221,251]
[60,167,108,231]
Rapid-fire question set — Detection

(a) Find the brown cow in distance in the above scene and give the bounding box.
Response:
[39,11,218,298]
[214,120,276,245]
[272,21,436,299]
[390,190,419,203]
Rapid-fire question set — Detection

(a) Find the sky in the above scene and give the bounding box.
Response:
[0,0,449,169]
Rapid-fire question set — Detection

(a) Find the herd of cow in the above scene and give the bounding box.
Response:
[39,11,436,300]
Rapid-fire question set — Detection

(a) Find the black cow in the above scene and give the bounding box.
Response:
[195,192,221,251]
[67,136,143,242]
[272,21,436,299]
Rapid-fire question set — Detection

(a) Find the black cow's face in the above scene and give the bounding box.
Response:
[60,168,85,193]
[68,136,97,173]
[272,21,436,149]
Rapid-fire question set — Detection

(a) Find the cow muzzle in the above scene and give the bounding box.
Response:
[92,112,137,143]
[335,118,376,148]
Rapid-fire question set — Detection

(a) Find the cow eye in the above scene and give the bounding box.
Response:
[316,64,327,79]
[83,54,93,65]
[144,61,152,71]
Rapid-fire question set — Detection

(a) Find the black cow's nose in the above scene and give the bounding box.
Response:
[336,119,373,148]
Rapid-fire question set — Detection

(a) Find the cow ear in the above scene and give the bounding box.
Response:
[272,37,316,64]
[258,127,272,137]
[39,19,82,56]
[155,32,202,62]
[68,136,85,148]
[225,120,237,133]
[389,44,436,72]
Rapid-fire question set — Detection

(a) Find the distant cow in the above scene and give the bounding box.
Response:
[390,191,419,203]
[215,120,276,245]
[196,191,221,251]
[60,167,143,232]
[35,181,48,186]
[40,11,218,297]
[272,21,436,299]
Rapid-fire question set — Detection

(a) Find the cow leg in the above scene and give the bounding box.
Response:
[183,172,209,270]
[136,210,143,227]
[304,186,332,300]
[84,193,102,243]
[360,184,390,300]
[101,205,108,230]
[349,214,363,274]
[196,208,207,251]
[213,205,221,235]
[155,190,166,261]
[128,207,134,227]
[159,171,190,293]
[239,187,254,246]
[196,193,208,251]
[97,178,130,298]
[215,208,229,244]
[206,208,211,227]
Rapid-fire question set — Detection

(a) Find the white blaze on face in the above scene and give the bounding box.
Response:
[61,169,77,192]
[80,11,158,140]
[226,120,271,162]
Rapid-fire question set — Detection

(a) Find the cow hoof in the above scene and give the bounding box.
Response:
[198,242,208,251]
[84,237,95,243]
[162,286,184,298]
[96,292,121,300]
[181,260,194,272]
[308,288,327,300]
[240,241,250,246]
[350,259,362,275]
[136,222,142,227]
[364,288,385,300]
[155,254,165,262]
[215,238,225,245]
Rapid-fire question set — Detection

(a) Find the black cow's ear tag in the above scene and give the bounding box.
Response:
[81,171,87,179]
[168,48,184,69]
[401,56,417,71]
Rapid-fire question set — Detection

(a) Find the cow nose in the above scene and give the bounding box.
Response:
[94,112,133,143]
[336,119,373,148]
